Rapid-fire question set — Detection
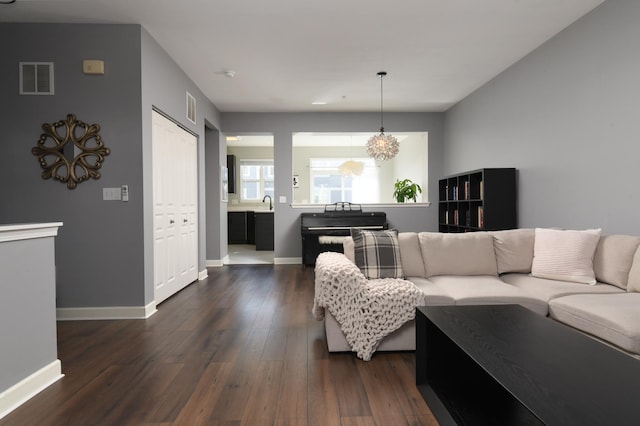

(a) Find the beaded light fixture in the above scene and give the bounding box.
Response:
[366,71,399,161]
[338,159,365,176]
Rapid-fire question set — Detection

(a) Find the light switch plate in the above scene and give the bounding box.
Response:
[103,187,122,201]
[279,196,286,203]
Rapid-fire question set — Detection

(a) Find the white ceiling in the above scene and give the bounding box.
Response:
[1,0,605,112]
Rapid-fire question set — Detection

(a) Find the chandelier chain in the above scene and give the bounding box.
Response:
[367,71,398,161]
[378,71,386,132]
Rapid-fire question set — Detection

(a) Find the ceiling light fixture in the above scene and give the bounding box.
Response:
[366,71,399,161]
[339,160,364,176]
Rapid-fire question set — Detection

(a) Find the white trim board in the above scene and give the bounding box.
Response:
[206,258,225,267]
[0,360,63,420]
[198,269,208,280]
[57,302,157,321]
[275,257,302,265]
[0,222,63,243]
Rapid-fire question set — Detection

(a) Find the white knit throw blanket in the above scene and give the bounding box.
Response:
[312,252,425,361]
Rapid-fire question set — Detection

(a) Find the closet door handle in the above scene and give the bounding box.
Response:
[183,219,188,223]
[169,219,175,224]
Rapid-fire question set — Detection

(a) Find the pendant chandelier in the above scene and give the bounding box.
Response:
[338,159,364,176]
[366,71,399,161]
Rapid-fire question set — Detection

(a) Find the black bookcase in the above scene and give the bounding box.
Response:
[438,168,516,233]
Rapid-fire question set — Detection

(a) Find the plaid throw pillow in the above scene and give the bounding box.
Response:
[351,228,404,279]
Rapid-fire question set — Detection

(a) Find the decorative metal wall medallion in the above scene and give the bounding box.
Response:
[32,114,110,189]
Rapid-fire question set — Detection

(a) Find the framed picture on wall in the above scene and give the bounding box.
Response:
[221,166,228,202]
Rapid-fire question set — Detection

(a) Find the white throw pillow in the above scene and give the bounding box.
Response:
[531,228,601,284]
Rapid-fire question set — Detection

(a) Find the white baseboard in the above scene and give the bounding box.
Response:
[206,259,224,267]
[198,269,208,280]
[57,301,157,320]
[274,257,302,264]
[0,359,63,420]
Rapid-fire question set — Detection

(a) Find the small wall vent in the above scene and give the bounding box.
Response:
[20,62,54,95]
[186,92,196,124]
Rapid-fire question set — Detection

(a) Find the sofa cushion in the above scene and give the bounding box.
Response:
[427,275,548,316]
[343,236,355,263]
[409,277,456,305]
[593,235,640,289]
[351,228,403,279]
[500,273,624,303]
[625,245,640,293]
[418,232,498,278]
[489,228,534,274]
[398,232,426,278]
[531,228,601,284]
[549,293,640,355]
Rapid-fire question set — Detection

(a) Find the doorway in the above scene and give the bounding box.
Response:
[225,134,274,264]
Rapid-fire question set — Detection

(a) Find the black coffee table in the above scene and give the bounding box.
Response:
[416,304,640,426]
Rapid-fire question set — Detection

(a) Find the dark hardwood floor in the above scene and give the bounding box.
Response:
[1,265,437,426]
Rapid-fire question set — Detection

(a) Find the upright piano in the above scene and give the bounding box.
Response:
[300,203,387,266]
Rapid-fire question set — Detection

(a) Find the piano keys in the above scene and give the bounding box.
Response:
[300,203,387,266]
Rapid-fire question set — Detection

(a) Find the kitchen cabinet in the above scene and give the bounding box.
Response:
[228,211,247,244]
[254,212,274,250]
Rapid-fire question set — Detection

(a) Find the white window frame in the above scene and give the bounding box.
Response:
[239,159,274,201]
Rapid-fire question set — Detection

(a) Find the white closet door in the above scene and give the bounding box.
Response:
[152,111,198,304]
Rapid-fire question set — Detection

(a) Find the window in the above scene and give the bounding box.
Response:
[240,159,274,201]
[292,132,428,204]
[309,158,379,204]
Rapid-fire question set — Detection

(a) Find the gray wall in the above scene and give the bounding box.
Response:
[221,112,444,259]
[444,0,640,234]
[0,23,144,308]
[205,127,227,262]
[0,23,221,309]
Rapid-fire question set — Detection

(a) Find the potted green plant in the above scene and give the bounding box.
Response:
[393,179,422,203]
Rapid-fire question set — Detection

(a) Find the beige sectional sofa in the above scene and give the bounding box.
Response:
[318,229,640,358]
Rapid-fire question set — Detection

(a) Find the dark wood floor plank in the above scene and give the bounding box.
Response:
[0,264,437,426]
[340,416,377,426]
[387,353,438,422]
[284,326,308,361]
[274,360,307,423]
[331,354,373,418]
[171,361,232,425]
[241,360,284,426]
[209,359,260,422]
[307,359,341,426]
[356,357,410,425]
[261,327,289,360]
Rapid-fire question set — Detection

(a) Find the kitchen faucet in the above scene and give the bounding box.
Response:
[262,194,273,210]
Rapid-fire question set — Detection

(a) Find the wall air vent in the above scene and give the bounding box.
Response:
[186,92,196,124]
[19,62,54,95]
